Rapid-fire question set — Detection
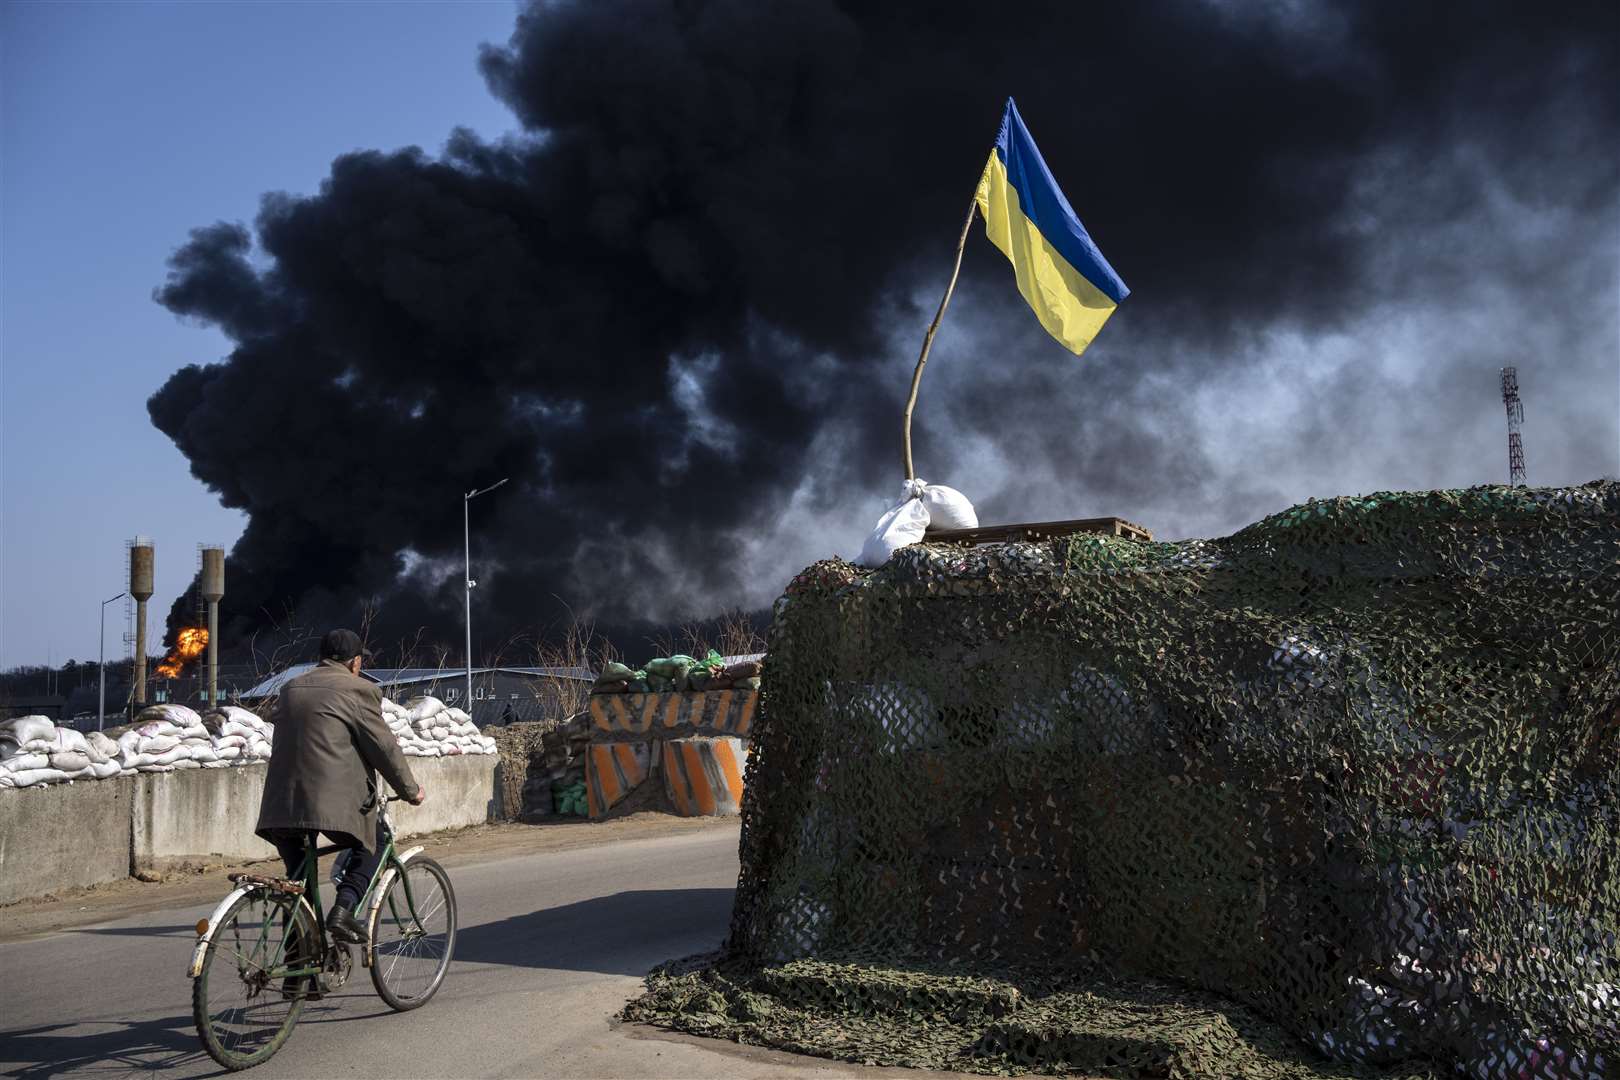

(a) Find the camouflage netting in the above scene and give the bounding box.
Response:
[626,482,1619,1078]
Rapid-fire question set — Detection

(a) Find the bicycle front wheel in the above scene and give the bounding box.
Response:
[369,855,456,1011]
[192,888,315,1070]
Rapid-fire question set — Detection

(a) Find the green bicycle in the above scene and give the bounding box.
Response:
[188,795,457,1070]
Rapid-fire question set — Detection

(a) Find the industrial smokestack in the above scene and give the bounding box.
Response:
[129,537,154,713]
[201,546,225,707]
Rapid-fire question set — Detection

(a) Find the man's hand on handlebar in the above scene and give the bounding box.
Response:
[409,783,426,806]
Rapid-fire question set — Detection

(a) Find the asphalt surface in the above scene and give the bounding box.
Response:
[0,824,905,1079]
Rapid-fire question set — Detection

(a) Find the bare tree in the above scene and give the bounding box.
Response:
[526,605,616,723]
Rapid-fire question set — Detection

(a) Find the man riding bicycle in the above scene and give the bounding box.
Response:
[256,628,425,945]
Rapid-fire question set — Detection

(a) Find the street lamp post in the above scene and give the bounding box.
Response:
[463,478,508,720]
[99,591,126,731]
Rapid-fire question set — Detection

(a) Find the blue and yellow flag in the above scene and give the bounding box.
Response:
[976,98,1129,355]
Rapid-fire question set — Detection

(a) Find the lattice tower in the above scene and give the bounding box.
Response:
[1500,366,1526,486]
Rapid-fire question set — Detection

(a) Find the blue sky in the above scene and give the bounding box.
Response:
[2,0,521,667]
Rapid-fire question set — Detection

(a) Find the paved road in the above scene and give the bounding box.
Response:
[0,825,886,1079]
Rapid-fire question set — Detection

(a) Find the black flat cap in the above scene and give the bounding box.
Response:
[319,628,368,662]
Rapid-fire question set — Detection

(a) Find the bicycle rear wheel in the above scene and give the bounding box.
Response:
[369,855,456,1011]
[192,888,316,1070]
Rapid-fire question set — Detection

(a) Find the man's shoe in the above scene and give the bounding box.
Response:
[327,903,367,945]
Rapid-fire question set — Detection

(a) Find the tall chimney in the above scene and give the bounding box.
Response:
[129,537,154,712]
[201,546,225,708]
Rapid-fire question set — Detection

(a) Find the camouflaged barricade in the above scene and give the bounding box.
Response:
[659,482,1618,1078]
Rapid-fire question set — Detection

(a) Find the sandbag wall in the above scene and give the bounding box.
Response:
[0,705,272,789]
[584,688,757,818]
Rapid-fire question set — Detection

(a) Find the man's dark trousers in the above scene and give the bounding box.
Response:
[267,821,385,911]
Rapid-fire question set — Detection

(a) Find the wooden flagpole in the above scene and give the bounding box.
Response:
[902,189,981,482]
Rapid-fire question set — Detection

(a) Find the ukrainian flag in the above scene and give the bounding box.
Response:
[975,98,1129,355]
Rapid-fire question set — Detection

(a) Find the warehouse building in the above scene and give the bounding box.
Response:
[242,664,592,726]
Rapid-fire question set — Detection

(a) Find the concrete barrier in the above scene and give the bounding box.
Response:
[583,690,758,819]
[0,776,135,905]
[0,755,498,903]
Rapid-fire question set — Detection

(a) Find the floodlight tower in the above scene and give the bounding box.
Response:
[1500,367,1526,486]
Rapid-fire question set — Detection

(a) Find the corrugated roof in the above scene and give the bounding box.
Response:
[241,662,321,699]
[499,665,594,680]
[245,663,595,697]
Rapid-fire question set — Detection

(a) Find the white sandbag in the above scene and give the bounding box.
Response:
[0,766,70,788]
[187,745,220,764]
[213,744,242,760]
[445,707,472,725]
[88,731,120,759]
[117,730,142,754]
[0,715,56,746]
[136,703,202,729]
[220,720,259,739]
[43,727,89,754]
[89,759,122,779]
[49,750,92,773]
[1,744,44,767]
[139,735,181,755]
[133,720,179,739]
[178,723,209,740]
[216,705,264,728]
[213,734,248,749]
[144,745,190,768]
[430,725,450,740]
[450,720,479,738]
[859,480,935,568]
[920,483,978,530]
[407,696,446,723]
[171,758,201,769]
[1,751,50,771]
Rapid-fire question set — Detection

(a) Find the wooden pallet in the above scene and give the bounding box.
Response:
[924,516,1153,545]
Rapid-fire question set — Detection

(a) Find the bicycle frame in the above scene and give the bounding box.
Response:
[188,799,434,980]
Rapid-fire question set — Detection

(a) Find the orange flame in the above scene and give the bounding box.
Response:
[156,627,209,678]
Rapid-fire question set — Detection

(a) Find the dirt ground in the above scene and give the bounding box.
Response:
[0,812,737,943]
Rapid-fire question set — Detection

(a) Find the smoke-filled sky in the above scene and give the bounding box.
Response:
[5,0,1617,669]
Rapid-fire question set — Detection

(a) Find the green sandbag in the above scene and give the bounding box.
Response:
[627,678,650,693]
[647,675,676,693]
[687,669,712,691]
[596,660,636,684]
[645,657,684,678]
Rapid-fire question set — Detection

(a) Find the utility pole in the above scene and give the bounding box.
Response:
[463,478,508,718]
[100,591,126,730]
[1501,367,1526,486]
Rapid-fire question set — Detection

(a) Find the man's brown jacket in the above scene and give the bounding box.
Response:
[255,659,418,846]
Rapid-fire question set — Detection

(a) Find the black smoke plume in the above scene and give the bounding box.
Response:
[150,0,1620,660]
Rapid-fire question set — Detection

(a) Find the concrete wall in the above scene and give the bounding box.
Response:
[0,756,498,904]
[0,775,135,905]
[132,766,276,873]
